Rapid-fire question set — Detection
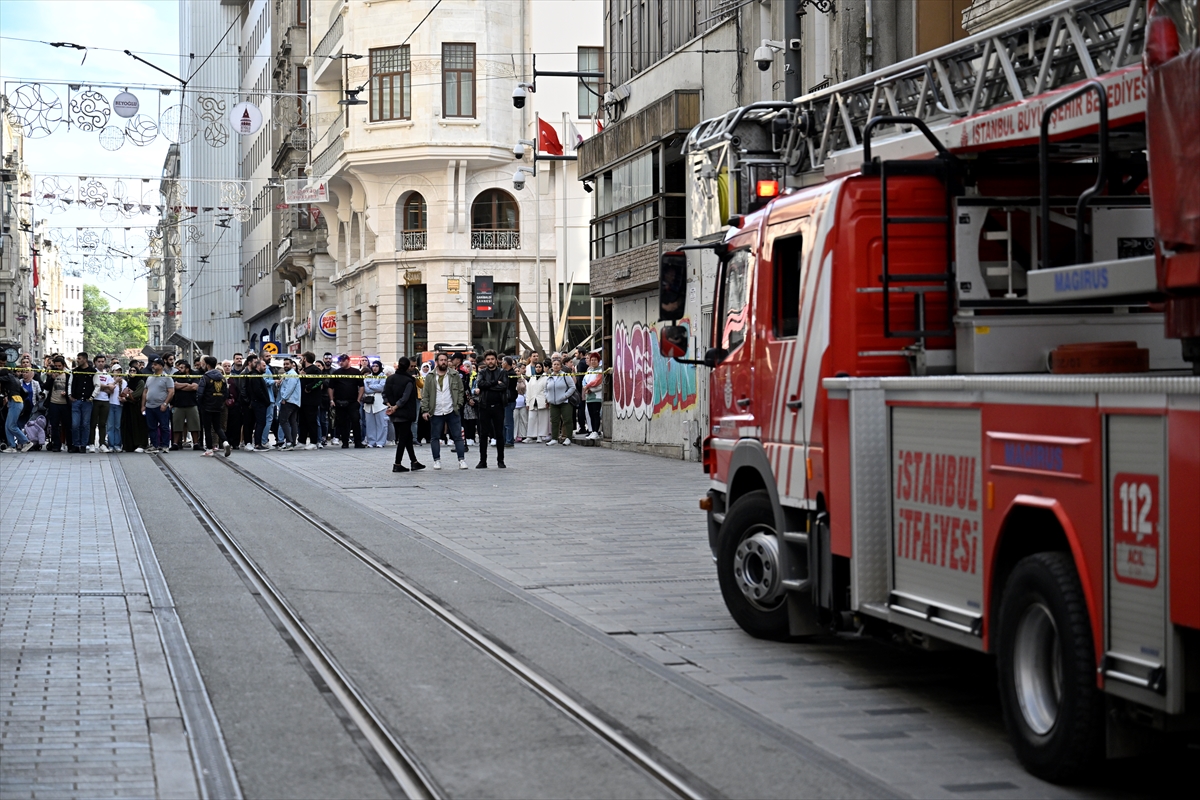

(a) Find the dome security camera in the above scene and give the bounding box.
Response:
[512,169,527,190]
[513,143,526,160]
[512,84,528,109]
[754,45,775,72]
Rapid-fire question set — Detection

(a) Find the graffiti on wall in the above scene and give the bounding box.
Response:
[613,319,698,420]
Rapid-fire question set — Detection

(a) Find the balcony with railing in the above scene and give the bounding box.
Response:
[311,4,345,84]
[398,231,427,251]
[471,230,520,250]
[310,113,345,178]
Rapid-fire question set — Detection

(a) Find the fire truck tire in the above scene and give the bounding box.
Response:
[996,552,1102,783]
[716,490,790,640]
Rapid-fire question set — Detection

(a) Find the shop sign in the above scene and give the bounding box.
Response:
[473,275,494,319]
[113,92,140,118]
[318,308,338,339]
[285,179,329,204]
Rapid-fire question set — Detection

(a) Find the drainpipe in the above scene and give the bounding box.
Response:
[865,0,874,74]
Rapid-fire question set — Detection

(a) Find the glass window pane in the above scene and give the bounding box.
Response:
[445,72,458,116]
[721,251,752,351]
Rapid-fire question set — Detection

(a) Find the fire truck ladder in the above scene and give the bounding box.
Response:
[784,0,1149,176]
[862,117,960,339]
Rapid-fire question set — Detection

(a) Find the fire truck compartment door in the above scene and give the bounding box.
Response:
[890,407,985,639]
[1104,415,1181,713]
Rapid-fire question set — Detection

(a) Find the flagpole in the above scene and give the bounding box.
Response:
[561,111,569,350]
[534,111,542,352]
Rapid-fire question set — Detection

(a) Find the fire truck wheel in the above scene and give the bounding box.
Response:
[997,552,1102,783]
[717,490,790,640]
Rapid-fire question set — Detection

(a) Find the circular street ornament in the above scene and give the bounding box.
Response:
[125,115,158,146]
[160,104,199,144]
[203,121,229,148]
[99,125,126,151]
[10,83,63,139]
[113,91,140,118]
[229,102,263,136]
[69,89,111,132]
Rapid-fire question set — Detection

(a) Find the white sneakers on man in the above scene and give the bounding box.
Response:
[562,438,572,447]
[546,439,558,446]
[587,431,601,440]
[305,443,317,450]
[432,460,441,470]
[458,459,468,469]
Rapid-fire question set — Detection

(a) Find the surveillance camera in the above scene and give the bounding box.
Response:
[512,84,527,109]
[513,143,525,160]
[512,169,527,190]
[754,45,775,72]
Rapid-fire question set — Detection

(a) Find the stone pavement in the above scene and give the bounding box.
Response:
[256,441,1098,800]
[0,454,207,800]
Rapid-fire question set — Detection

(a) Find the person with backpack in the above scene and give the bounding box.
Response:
[196,356,231,457]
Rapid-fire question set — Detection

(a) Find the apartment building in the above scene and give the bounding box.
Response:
[178,0,244,358]
[303,0,602,362]
[577,0,976,459]
[0,108,35,363]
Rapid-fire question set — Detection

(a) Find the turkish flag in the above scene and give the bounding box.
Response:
[32,249,39,288]
[538,118,563,155]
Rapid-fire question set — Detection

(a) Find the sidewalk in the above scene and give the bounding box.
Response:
[0,454,207,800]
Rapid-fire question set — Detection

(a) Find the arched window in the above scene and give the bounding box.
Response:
[396,193,427,251]
[471,189,519,250]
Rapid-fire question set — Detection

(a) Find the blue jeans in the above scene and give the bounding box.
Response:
[429,413,466,462]
[106,405,123,449]
[262,403,275,446]
[5,400,29,447]
[146,407,172,449]
[71,399,91,447]
[317,406,328,441]
[504,401,516,446]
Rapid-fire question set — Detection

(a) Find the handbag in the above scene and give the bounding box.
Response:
[363,395,375,406]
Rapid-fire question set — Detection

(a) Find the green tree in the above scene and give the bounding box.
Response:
[83,285,148,361]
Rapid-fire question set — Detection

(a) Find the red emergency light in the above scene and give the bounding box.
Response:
[756,179,780,198]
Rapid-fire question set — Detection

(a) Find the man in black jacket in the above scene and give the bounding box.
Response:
[298,351,323,449]
[245,355,274,451]
[472,349,510,468]
[68,352,95,453]
[327,354,365,448]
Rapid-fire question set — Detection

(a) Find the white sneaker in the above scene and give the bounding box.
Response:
[135,447,145,454]
[458,459,468,469]
[85,445,94,453]
[332,438,342,446]
[588,431,600,440]
[223,441,232,456]
[433,460,442,470]
[562,438,572,446]
[546,439,558,446]
[202,450,214,457]
[305,443,316,450]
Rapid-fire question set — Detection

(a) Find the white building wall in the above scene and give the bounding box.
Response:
[63,276,84,357]
[305,0,602,362]
[178,0,244,358]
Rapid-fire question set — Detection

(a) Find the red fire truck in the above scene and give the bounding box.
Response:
[659,0,1199,782]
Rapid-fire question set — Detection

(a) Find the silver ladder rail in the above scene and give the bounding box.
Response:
[791,0,1148,175]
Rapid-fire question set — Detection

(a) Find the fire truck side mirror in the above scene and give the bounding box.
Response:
[659,325,689,359]
[659,251,688,321]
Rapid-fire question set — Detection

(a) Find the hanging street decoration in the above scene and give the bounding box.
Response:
[229,101,263,136]
[112,91,139,118]
[4,82,304,150]
[68,89,110,131]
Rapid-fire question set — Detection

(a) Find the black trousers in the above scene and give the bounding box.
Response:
[299,402,319,444]
[393,419,419,465]
[477,405,506,465]
[201,408,226,450]
[238,404,255,446]
[335,402,362,444]
[225,406,243,446]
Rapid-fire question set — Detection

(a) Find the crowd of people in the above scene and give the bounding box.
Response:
[0,347,605,472]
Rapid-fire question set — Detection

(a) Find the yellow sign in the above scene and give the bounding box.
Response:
[262,342,279,355]
[447,278,461,292]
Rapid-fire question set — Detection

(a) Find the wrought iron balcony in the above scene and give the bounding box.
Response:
[470,230,520,250]
[398,231,427,251]
[314,12,344,61]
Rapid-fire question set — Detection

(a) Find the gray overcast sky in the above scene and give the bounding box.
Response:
[1,0,179,308]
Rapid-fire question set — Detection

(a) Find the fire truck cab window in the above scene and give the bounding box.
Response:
[720,250,752,352]
[773,235,802,338]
